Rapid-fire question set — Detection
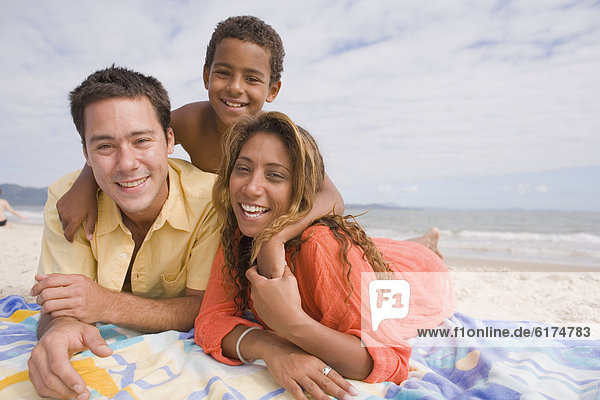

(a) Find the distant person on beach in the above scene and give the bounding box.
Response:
[0,187,28,226]
[28,66,221,400]
[195,112,454,398]
[54,15,441,278]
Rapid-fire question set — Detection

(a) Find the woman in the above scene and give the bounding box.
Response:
[195,112,454,400]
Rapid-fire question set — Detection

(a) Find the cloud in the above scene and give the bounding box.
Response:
[378,184,394,195]
[403,186,419,193]
[1,0,599,213]
[504,182,550,195]
[534,184,549,194]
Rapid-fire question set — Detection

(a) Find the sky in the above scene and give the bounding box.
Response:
[1,0,599,210]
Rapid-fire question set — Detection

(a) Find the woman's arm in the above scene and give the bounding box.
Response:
[246,266,373,380]
[257,173,343,278]
[250,228,411,384]
[194,248,261,363]
[222,325,359,400]
[195,249,359,400]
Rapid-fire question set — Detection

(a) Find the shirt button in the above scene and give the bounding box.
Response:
[120,253,127,259]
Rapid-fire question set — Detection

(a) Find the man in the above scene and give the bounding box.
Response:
[28,66,220,400]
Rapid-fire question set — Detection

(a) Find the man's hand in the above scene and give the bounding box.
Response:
[246,265,306,333]
[28,319,112,400]
[32,274,112,324]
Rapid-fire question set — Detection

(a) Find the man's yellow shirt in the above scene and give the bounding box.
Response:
[38,159,220,298]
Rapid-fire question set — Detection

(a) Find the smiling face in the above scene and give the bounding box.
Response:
[204,38,281,132]
[82,96,174,225]
[229,131,293,238]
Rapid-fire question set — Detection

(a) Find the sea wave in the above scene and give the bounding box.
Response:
[454,230,600,245]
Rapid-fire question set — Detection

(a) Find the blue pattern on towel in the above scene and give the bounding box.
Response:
[1,295,599,399]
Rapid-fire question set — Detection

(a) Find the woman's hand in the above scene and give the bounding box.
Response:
[246,265,305,333]
[261,337,359,400]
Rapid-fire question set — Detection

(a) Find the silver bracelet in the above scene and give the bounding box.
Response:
[235,326,260,364]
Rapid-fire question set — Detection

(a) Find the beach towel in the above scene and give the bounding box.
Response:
[1,295,599,399]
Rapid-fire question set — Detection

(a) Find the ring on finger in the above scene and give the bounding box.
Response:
[322,365,332,376]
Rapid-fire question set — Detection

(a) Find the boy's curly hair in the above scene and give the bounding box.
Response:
[204,16,285,84]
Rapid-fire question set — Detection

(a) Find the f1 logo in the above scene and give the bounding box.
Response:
[369,280,410,331]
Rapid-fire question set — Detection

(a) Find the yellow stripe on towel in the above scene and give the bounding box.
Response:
[72,358,119,397]
[0,309,39,323]
[0,370,29,391]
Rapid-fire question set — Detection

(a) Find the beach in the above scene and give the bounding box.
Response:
[0,222,42,302]
[1,222,598,328]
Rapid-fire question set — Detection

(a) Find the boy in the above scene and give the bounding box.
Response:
[171,15,284,173]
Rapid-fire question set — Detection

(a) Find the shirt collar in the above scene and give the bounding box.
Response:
[95,160,191,236]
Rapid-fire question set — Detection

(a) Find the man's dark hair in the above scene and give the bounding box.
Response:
[70,65,171,142]
[204,16,285,84]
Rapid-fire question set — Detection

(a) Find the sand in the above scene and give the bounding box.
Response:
[0,222,42,302]
[446,256,600,326]
[2,222,599,331]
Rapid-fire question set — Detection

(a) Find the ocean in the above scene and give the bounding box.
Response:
[345,207,600,268]
[12,206,600,268]
[9,206,45,225]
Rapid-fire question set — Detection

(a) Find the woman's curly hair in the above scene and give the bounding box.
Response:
[212,111,390,313]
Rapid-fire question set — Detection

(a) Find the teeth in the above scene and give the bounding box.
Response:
[225,100,245,108]
[241,203,268,213]
[118,177,147,188]
[240,203,268,220]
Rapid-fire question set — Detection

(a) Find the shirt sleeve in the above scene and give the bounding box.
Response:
[38,172,97,279]
[184,201,221,291]
[295,227,410,384]
[194,247,262,365]
[346,329,410,384]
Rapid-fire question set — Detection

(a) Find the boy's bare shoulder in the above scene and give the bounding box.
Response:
[171,101,212,143]
[171,101,222,173]
[172,101,211,118]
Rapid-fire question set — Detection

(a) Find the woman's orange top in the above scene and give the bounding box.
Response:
[195,225,455,384]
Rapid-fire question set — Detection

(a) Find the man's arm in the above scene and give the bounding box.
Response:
[33,274,204,333]
[30,313,112,400]
[104,288,204,332]
[258,173,344,278]
[38,173,99,279]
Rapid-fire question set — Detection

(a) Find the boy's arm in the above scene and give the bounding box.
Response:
[257,173,344,278]
[56,164,98,242]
